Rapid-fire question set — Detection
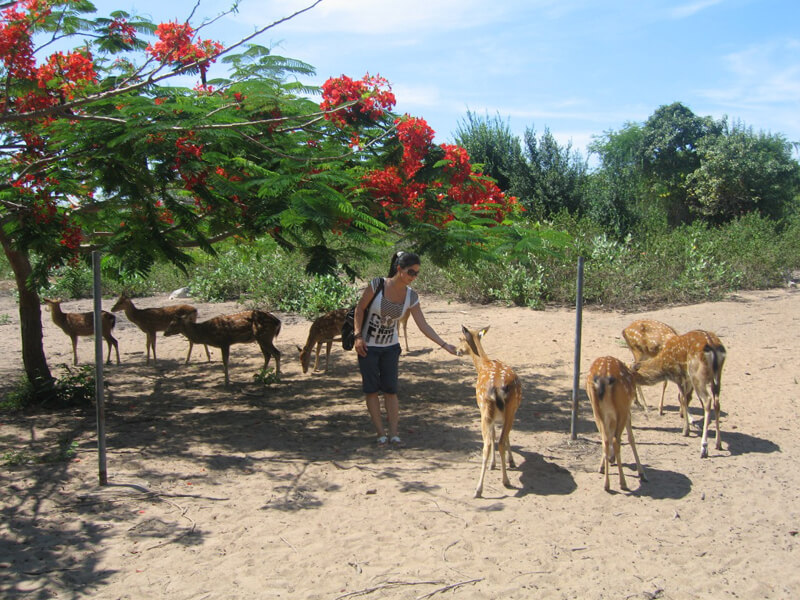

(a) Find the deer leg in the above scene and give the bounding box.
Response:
[185,341,194,365]
[148,332,155,365]
[658,381,668,415]
[614,428,628,491]
[204,344,211,361]
[221,345,231,385]
[106,333,119,364]
[323,340,333,372]
[257,339,281,380]
[598,423,611,492]
[625,416,648,482]
[713,394,722,450]
[71,336,79,366]
[679,385,692,437]
[475,416,494,499]
[498,421,514,488]
[634,385,649,412]
[313,341,323,371]
[699,394,712,459]
[489,422,497,470]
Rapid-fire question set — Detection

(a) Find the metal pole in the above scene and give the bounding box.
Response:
[92,251,108,485]
[570,256,584,441]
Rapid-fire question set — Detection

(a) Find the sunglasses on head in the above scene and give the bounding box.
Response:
[406,268,419,277]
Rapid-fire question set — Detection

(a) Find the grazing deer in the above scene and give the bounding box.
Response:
[43,298,120,365]
[164,310,281,385]
[111,293,210,365]
[622,319,679,414]
[632,330,726,458]
[297,308,347,374]
[586,356,648,492]
[457,325,522,498]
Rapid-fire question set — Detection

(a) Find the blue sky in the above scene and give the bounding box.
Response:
[91,0,799,163]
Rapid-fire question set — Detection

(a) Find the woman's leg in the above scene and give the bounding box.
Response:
[384,393,399,438]
[365,392,385,437]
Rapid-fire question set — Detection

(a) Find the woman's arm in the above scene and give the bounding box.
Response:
[409,303,457,355]
[354,282,376,357]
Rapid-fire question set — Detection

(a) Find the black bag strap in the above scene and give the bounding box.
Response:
[364,277,384,315]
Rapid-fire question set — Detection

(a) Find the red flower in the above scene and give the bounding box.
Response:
[320,73,396,126]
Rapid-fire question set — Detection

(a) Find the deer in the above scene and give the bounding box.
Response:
[297,308,347,374]
[397,310,410,352]
[631,330,726,458]
[457,325,522,498]
[622,319,679,414]
[43,298,120,365]
[111,293,211,365]
[164,310,281,385]
[586,356,648,492]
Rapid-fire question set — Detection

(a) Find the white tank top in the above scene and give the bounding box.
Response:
[363,277,419,347]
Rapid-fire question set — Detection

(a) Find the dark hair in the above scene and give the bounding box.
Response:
[388,251,420,277]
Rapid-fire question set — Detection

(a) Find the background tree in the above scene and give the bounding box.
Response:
[516,126,589,219]
[638,102,723,226]
[452,110,525,194]
[686,121,800,223]
[0,0,527,396]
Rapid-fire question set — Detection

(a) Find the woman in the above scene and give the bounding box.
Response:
[353,251,457,446]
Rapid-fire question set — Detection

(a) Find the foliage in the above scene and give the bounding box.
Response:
[686,122,800,222]
[1,364,94,412]
[453,111,525,192]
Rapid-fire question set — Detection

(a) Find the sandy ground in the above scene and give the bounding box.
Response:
[1,285,799,599]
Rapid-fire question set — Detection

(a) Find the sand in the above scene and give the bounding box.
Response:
[1,285,798,599]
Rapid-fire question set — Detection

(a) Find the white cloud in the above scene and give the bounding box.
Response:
[669,0,725,19]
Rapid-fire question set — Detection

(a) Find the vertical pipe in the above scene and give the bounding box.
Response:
[570,256,585,441]
[92,251,107,485]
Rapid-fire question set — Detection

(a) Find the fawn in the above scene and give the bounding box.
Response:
[111,293,210,365]
[457,325,522,498]
[622,319,679,414]
[297,308,348,374]
[43,298,120,365]
[165,310,281,385]
[586,356,648,491]
[632,330,726,458]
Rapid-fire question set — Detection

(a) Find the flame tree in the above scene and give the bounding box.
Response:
[1,0,538,394]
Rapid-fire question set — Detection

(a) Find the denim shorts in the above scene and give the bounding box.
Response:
[358,344,402,394]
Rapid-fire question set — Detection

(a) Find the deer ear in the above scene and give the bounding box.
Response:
[461,325,469,336]
[479,326,490,339]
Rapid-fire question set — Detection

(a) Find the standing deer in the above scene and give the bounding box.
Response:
[164,310,281,385]
[632,330,726,458]
[111,293,210,365]
[297,308,347,374]
[43,298,120,365]
[457,325,522,498]
[586,356,648,491]
[622,319,679,414]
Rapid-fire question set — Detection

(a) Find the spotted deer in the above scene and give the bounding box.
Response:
[43,298,120,366]
[297,308,348,374]
[457,325,522,498]
[632,330,726,458]
[622,319,679,414]
[586,356,648,491]
[164,310,281,385]
[111,293,210,365]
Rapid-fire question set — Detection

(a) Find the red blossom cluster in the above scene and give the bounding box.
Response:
[320,73,396,127]
[361,116,519,227]
[36,50,97,98]
[174,132,207,190]
[146,21,223,78]
[395,116,435,178]
[108,17,136,45]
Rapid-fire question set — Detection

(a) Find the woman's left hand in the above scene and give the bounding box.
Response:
[441,343,457,355]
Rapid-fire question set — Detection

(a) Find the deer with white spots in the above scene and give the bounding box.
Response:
[457,325,522,498]
[297,308,348,374]
[632,330,726,458]
[164,310,281,385]
[622,319,679,414]
[43,298,120,366]
[586,356,648,492]
[111,293,210,365]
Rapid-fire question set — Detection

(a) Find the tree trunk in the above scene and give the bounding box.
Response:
[0,229,54,393]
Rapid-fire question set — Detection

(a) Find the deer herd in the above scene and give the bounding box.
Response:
[41,295,726,497]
